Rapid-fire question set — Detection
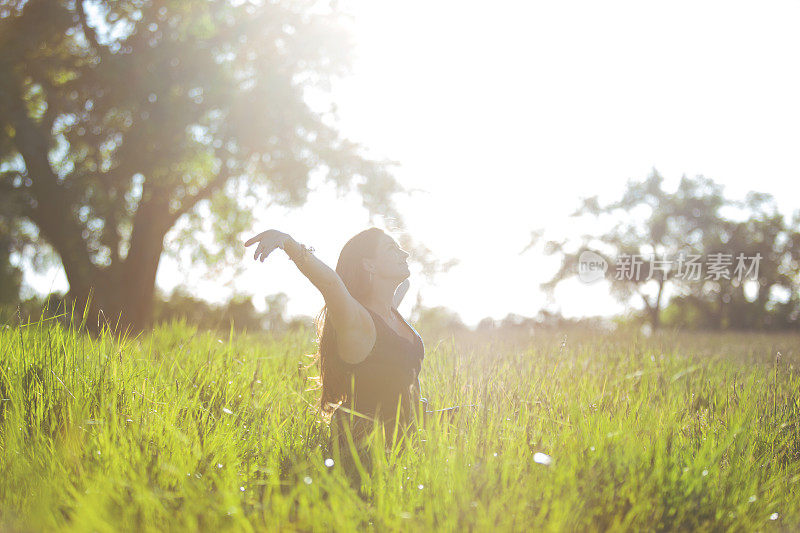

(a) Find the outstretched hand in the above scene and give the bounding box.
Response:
[244,229,292,263]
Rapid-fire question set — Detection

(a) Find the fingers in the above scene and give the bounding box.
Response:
[260,245,272,262]
[253,239,278,262]
[255,242,268,261]
[244,230,270,247]
[244,230,284,263]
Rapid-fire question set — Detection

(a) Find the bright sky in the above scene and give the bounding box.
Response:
[24,0,800,327]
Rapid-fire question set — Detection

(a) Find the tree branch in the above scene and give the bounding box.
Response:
[167,169,232,225]
[1,70,95,284]
[78,0,104,57]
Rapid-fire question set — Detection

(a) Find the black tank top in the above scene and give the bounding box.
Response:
[337,307,425,431]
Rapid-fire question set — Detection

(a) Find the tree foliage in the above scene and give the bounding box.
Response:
[0,0,429,332]
[527,169,800,330]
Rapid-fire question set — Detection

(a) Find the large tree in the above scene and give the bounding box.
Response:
[0,0,430,332]
[525,170,800,330]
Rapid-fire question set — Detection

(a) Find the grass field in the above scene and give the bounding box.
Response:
[1,313,799,531]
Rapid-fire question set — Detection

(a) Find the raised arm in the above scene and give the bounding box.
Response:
[244,229,375,364]
[244,229,337,292]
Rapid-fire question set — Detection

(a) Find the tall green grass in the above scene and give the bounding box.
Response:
[1,312,798,531]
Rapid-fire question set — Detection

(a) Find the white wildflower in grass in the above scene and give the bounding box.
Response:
[303,476,312,485]
[324,458,334,468]
[217,463,223,469]
[418,484,424,490]
[748,495,757,503]
[222,407,233,415]
[702,470,708,477]
[533,453,552,466]
[239,487,245,492]
[770,513,779,521]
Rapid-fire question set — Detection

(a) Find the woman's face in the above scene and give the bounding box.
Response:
[368,234,410,282]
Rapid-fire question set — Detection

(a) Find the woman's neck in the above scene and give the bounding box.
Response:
[363,279,397,319]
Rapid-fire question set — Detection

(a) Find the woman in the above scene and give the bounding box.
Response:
[244,227,432,452]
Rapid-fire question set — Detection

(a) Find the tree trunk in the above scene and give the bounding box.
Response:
[119,236,165,333]
[649,305,661,331]
[652,279,664,330]
[640,278,665,331]
[61,195,170,336]
[64,241,165,335]
[120,193,172,333]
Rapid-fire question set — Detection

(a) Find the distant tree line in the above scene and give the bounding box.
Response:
[407,304,611,344]
[1,288,313,334]
[527,170,800,331]
[2,287,610,339]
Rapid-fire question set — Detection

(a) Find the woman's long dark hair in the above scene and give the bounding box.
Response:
[310,227,386,418]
